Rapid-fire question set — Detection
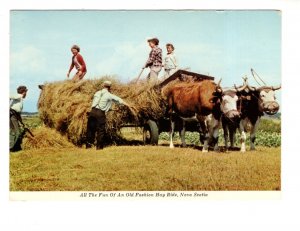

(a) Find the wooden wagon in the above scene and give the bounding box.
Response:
[121,69,215,144]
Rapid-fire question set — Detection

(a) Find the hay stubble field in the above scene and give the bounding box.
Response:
[10,138,280,191]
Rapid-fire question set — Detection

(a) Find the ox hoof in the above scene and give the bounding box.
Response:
[241,144,246,153]
[202,149,209,153]
[170,144,174,149]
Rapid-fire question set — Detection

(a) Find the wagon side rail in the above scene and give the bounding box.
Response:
[158,69,215,88]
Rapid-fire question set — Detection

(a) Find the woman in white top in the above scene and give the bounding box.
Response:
[163,43,178,79]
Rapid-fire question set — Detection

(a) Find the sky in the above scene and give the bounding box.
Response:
[10,10,281,112]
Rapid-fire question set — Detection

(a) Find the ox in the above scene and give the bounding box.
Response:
[166,79,223,152]
[222,83,281,152]
[221,82,248,150]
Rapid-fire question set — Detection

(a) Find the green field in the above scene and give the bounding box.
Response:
[10,116,281,191]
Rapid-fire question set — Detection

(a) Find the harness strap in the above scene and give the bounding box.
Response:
[239,97,243,114]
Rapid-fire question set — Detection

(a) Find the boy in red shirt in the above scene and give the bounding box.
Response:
[67,45,87,81]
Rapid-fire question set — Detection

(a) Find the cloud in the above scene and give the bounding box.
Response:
[10,46,51,112]
[175,43,227,77]
[95,42,148,81]
[94,41,225,82]
[10,46,46,74]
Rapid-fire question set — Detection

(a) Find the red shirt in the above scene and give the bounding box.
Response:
[69,53,87,73]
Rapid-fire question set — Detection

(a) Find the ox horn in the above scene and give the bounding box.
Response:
[233,84,238,92]
[271,85,281,91]
[216,78,222,92]
[247,85,256,91]
[217,78,222,87]
[38,84,44,90]
[234,82,248,92]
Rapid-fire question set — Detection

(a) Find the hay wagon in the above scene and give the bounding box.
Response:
[121,69,215,145]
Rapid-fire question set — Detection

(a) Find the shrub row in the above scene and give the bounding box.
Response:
[159,130,281,147]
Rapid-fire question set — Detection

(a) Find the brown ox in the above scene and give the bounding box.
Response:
[166,79,222,152]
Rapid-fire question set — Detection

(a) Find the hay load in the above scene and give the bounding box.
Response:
[38,77,166,145]
[22,126,75,150]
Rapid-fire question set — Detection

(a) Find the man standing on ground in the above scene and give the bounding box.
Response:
[10,86,28,151]
[143,38,162,85]
[86,81,135,150]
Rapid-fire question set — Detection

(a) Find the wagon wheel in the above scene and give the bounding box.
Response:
[143,120,159,145]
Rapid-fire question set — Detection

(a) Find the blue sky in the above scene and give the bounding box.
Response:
[10,10,281,112]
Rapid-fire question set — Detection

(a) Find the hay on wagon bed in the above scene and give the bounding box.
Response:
[38,77,166,145]
[22,126,75,150]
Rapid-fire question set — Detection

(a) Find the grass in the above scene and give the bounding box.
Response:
[10,145,280,191]
[22,115,42,129]
[11,116,280,191]
[259,117,281,133]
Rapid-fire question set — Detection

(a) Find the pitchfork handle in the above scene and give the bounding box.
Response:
[135,68,145,84]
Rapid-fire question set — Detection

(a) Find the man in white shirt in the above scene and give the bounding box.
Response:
[10,85,28,151]
[86,81,132,150]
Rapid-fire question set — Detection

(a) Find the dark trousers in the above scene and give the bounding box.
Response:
[10,109,22,151]
[86,108,106,149]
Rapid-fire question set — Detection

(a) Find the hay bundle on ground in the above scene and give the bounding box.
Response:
[38,77,166,145]
[22,126,75,149]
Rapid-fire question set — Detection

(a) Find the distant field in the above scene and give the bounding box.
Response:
[22,115,281,147]
[22,115,42,128]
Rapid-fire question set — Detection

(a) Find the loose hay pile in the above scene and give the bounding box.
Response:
[38,77,166,145]
[22,126,75,149]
